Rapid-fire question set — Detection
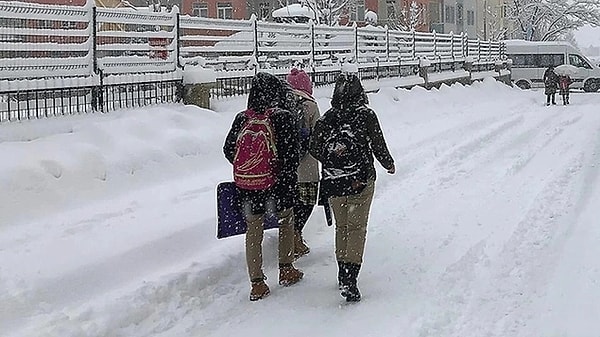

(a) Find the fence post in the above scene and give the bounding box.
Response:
[91,5,101,112]
[433,30,437,58]
[310,19,316,77]
[450,31,454,60]
[461,32,466,58]
[478,38,481,61]
[175,9,181,69]
[353,22,358,63]
[412,29,416,59]
[385,25,390,63]
[251,14,259,74]
[92,6,98,76]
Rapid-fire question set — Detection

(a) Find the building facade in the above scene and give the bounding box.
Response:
[476,0,510,40]
[428,0,477,37]
[181,0,379,24]
[379,0,429,31]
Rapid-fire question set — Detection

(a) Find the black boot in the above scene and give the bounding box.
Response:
[337,261,347,290]
[341,262,361,302]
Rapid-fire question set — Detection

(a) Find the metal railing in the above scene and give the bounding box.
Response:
[0,0,508,123]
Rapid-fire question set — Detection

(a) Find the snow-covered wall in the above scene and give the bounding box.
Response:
[1,0,506,92]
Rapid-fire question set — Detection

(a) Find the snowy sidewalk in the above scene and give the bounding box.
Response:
[2,82,600,337]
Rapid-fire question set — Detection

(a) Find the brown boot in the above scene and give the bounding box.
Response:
[249,279,270,301]
[279,264,304,286]
[294,230,310,259]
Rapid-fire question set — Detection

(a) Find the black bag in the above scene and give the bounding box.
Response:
[320,117,369,198]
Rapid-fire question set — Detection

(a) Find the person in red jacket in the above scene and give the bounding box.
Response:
[223,72,304,301]
[558,74,573,105]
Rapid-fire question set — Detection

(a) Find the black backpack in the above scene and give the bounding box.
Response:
[320,110,369,197]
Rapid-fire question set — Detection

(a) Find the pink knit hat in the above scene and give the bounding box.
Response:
[286,68,313,95]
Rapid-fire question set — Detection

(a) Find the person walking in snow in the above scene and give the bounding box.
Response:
[558,74,572,105]
[223,72,303,301]
[286,68,321,259]
[309,69,395,302]
[543,66,559,106]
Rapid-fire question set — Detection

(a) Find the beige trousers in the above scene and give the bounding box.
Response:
[329,180,375,265]
[244,207,295,281]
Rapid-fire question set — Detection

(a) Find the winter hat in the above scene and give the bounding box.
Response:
[247,72,284,113]
[331,73,368,109]
[286,68,313,96]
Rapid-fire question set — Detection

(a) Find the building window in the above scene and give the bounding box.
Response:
[192,2,208,17]
[444,5,454,24]
[259,2,271,20]
[217,2,233,19]
[430,1,441,23]
[466,10,474,25]
[385,0,396,22]
[61,21,77,29]
[350,0,366,22]
[357,1,365,21]
[456,3,463,25]
[39,20,53,29]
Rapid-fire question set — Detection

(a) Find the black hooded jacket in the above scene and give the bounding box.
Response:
[310,73,394,199]
[223,72,299,213]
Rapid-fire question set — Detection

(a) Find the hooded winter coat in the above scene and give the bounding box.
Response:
[293,89,320,183]
[223,72,299,213]
[543,67,559,95]
[310,73,394,200]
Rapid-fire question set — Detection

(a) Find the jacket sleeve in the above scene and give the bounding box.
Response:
[308,100,320,128]
[223,113,245,164]
[309,118,325,163]
[366,109,395,170]
[274,109,299,182]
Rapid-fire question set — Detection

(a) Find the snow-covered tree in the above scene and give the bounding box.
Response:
[386,0,426,31]
[481,2,508,40]
[402,0,426,31]
[298,0,350,26]
[506,0,600,41]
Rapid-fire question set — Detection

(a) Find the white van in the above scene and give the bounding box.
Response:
[504,39,600,92]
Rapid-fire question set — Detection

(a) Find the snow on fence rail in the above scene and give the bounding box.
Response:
[0,0,508,123]
[178,15,504,72]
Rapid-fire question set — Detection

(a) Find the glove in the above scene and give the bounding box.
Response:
[300,127,310,139]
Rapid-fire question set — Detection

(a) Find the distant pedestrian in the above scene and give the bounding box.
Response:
[286,68,321,259]
[310,69,395,302]
[543,66,559,106]
[223,72,303,301]
[558,74,572,105]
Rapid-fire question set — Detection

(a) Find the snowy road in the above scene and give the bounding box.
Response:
[2,80,600,337]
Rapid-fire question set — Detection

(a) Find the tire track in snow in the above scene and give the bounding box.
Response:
[502,114,583,177]
[377,113,526,199]
[472,152,585,337]
[390,111,594,337]
[414,240,489,337]
[429,114,525,189]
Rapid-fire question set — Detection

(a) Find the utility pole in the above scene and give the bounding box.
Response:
[483,0,487,40]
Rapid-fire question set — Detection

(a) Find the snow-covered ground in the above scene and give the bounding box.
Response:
[2,80,600,337]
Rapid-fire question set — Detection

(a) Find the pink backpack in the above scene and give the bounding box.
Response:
[233,109,278,190]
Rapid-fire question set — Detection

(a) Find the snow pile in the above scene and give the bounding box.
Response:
[0,105,232,227]
[271,3,315,19]
[341,62,359,73]
[183,64,217,84]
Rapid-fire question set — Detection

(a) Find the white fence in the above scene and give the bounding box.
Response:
[1,0,506,88]
[0,0,509,122]
[179,15,504,75]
